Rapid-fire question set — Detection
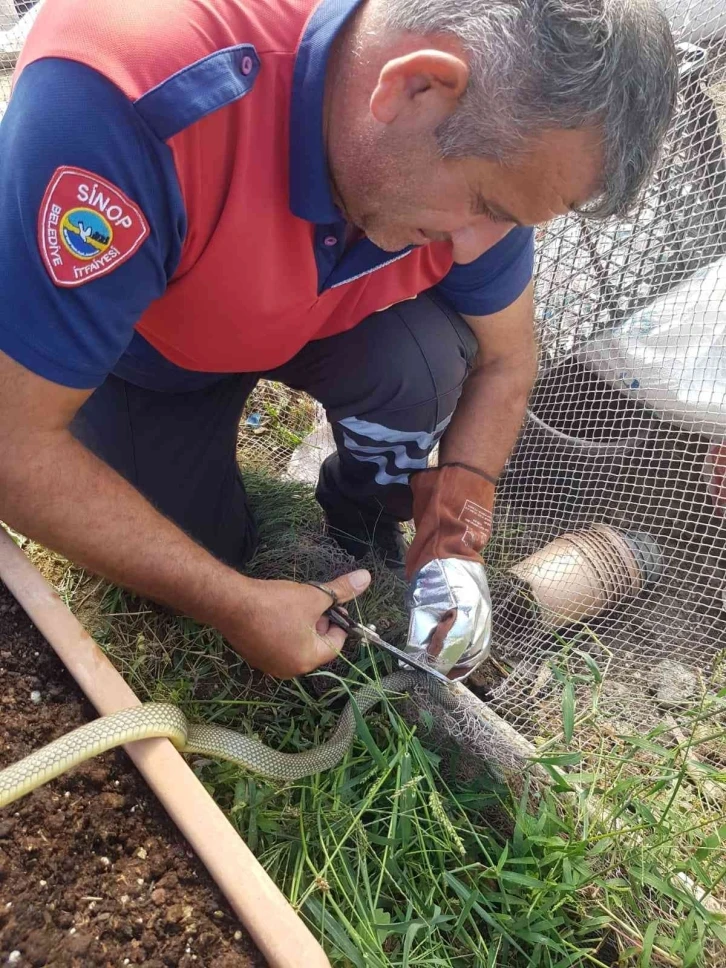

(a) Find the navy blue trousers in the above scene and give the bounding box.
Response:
[72,291,478,567]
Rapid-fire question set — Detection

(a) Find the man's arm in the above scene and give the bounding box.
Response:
[0,352,369,677]
[0,59,369,677]
[403,283,537,675]
[439,283,538,476]
[404,238,536,676]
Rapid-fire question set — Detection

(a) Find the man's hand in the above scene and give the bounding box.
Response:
[404,464,495,679]
[215,570,371,678]
[407,558,491,679]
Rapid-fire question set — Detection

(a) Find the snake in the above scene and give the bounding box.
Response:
[0,671,423,808]
[0,667,544,807]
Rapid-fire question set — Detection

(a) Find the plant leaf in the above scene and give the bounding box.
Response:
[562,681,575,743]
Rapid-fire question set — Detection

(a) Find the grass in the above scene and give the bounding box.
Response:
[21,470,726,967]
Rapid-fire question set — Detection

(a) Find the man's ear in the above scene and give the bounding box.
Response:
[370,50,469,130]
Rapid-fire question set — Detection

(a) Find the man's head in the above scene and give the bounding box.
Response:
[326,0,678,262]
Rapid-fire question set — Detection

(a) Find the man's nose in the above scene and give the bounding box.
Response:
[449,222,513,265]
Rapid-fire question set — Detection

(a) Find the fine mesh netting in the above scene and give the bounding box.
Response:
[2,0,725,787]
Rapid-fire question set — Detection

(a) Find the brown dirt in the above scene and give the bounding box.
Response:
[0,582,266,968]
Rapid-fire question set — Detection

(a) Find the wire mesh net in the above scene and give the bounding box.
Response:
[0,0,38,107]
[484,16,726,743]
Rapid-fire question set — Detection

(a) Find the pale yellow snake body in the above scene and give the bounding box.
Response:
[0,671,419,806]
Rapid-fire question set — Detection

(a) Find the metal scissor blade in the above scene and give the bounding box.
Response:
[325,607,450,684]
[358,627,452,684]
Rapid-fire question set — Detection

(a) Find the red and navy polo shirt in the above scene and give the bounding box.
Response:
[0,0,534,391]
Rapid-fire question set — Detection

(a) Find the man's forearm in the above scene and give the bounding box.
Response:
[0,430,250,628]
[0,352,370,679]
[439,360,535,478]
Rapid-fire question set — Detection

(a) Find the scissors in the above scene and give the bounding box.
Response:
[309,582,451,685]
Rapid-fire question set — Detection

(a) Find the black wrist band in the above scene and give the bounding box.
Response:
[437,462,499,487]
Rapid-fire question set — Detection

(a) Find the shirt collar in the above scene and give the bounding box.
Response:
[289,0,366,224]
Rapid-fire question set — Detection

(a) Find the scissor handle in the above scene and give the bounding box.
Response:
[324,605,357,634]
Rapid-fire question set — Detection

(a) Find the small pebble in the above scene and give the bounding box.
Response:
[136,878,144,885]
[7,951,21,966]
[5,902,11,910]
[136,847,147,860]
[68,928,76,935]
[123,961,130,966]
[100,856,111,867]
[33,651,39,657]
[30,690,41,704]
[213,909,224,919]
[233,931,242,941]
[39,880,46,887]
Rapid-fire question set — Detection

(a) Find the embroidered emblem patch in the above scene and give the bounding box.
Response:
[38,166,149,287]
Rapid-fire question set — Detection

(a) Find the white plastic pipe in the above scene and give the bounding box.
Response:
[0,526,331,968]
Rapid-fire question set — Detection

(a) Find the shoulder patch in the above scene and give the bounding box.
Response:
[38,167,150,287]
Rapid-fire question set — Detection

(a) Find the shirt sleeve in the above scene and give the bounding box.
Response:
[0,58,186,389]
[434,226,535,317]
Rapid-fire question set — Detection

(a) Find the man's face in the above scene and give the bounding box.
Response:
[331,126,603,264]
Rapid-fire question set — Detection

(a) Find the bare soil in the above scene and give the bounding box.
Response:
[0,582,266,968]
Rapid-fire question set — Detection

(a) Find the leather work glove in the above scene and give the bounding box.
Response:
[404,463,495,680]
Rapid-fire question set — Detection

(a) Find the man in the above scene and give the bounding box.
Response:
[0,0,676,679]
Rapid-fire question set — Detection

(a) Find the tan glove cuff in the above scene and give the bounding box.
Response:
[405,464,496,580]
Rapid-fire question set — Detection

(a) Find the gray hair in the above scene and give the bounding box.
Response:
[376,0,678,218]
